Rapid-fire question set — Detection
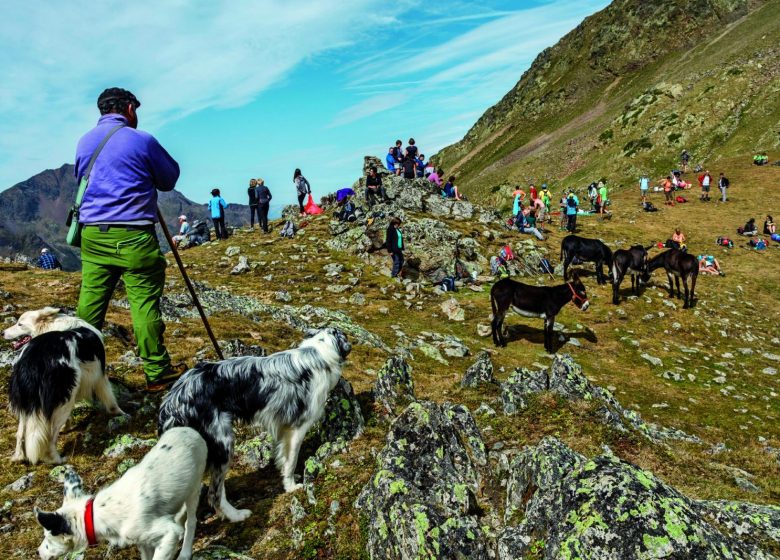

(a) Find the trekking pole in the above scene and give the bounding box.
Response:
[157,208,224,360]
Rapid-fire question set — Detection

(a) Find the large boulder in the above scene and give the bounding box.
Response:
[356,401,490,560]
[315,376,365,452]
[374,356,416,419]
[498,436,779,559]
[461,351,497,388]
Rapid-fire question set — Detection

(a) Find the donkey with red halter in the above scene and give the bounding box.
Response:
[611,244,652,304]
[647,249,698,308]
[490,273,590,352]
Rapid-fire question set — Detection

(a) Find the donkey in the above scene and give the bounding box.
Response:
[490,273,590,353]
[647,249,698,308]
[560,235,613,285]
[611,245,651,304]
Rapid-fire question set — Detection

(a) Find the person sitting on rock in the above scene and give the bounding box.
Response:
[764,215,775,235]
[365,165,388,209]
[424,159,435,177]
[428,168,442,187]
[442,176,462,200]
[516,209,544,240]
[37,248,62,270]
[172,214,190,247]
[740,218,758,236]
[698,254,724,276]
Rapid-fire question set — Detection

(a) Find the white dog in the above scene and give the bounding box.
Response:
[35,427,206,560]
[158,327,351,522]
[3,307,124,464]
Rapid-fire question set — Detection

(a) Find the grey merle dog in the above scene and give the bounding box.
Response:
[158,328,351,522]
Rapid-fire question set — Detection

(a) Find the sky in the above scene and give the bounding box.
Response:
[0,0,608,216]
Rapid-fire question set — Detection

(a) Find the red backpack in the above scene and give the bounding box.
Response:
[499,245,514,261]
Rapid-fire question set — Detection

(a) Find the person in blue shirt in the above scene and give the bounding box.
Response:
[416,154,426,178]
[208,188,228,239]
[385,147,397,175]
[37,248,61,270]
[565,191,580,233]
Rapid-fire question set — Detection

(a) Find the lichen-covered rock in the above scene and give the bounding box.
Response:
[102,434,156,458]
[356,401,490,559]
[235,433,274,470]
[441,298,465,321]
[221,339,266,358]
[501,354,701,444]
[374,356,416,419]
[230,255,250,274]
[695,500,780,552]
[500,437,778,560]
[461,351,497,388]
[316,376,365,452]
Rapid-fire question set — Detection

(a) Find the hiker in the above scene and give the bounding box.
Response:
[37,248,61,270]
[365,165,387,209]
[680,149,690,173]
[764,215,776,235]
[667,228,686,251]
[512,186,525,217]
[294,168,311,216]
[171,215,190,247]
[386,216,404,278]
[385,147,397,175]
[392,140,403,175]
[405,138,418,161]
[401,153,417,179]
[532,194,546,223]
[540,184,552,221]
[255,178,272,233]
[339,196,357,222]
[662,176,674,206]
[74,87,182,391]
[529,184,537,202]
[428,168,442,187]
[565,191,579,232]
[424,159,435,177]
[698,254,724,276]
[718,173,729,203]
[587,182,598,211]
[639,174,650,204]
[598,181,608,215]
[740,218,758,236]
[699,170,712,201]
[516,209,544,240]
[416,154,426,178]
[247,178,259,228]
[443,176,462,200]
[208,188,228,239]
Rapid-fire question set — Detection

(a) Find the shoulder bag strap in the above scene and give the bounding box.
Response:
[75,124,125,205]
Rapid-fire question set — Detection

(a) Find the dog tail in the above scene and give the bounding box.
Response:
[23,413,49,465]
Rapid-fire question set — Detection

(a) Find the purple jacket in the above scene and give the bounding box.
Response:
[75,114,180,223]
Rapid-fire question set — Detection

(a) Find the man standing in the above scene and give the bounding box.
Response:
[75,87,182,391]
[701,170,712,202]
[386,217,404,278]
[247,178,259,229]
[209,188,228,239]
[565,191,579,233]
[38,248,61,270]
[639,175,649,204]
[718,172,729,203]
[255,178,272,233]
[598,181,608,215]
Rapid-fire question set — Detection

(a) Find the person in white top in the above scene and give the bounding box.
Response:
[172,215,190,247]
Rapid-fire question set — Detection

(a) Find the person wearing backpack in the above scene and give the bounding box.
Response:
[294,168,311,217]
[255,178,272,233]
[718,172,729,203]
[386,216,404,278]
[208,188,228,239]
[247,178,259,229]
[565,192,579,232]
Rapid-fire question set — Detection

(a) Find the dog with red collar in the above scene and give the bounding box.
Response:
[34,427,206,560]
[3,307,124,464]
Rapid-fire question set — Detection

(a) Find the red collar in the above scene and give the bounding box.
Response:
[85,498,98,547]
[567,282,587,305]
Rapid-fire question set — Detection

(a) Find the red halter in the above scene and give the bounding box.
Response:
[567,282,588,306]
[84,498,98,547]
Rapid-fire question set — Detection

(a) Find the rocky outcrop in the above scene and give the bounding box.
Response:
[461,351,497,388]
[356,401,490,560]
[498,436,780,559]
[374,356,416,419]
[501,354,701,444]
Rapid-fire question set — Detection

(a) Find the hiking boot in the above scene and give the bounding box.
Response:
[145,362,189,393]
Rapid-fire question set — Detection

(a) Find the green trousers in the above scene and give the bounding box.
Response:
[77,226,170,382]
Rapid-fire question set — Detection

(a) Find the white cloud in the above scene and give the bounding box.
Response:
[0,0,394,187]
[327,93,409,128]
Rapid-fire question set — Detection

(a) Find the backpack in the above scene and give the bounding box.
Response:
[439,276,457,292]
[280,220,296,238]
[716,237,734,248]
[643,202,658,212]
[490,256,510,278]
[498,245,514,261]
[737,226,745,235]
[772,233,780,243]
[749,238,767,250]
[539,258,554,274]
[675,196,687,203]
[567,196,577,208]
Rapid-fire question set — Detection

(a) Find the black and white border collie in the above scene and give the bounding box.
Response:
[3,307,124,464]
[34,427,206,560]
[158,327,352,522]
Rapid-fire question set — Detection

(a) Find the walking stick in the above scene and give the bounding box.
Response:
[157,208,224,360]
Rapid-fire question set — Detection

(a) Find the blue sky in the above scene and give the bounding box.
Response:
[0,0,608,215]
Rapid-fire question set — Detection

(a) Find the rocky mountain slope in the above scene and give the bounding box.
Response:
[0,164,251,270]
[0,152,778,558]
[436,0,780,208]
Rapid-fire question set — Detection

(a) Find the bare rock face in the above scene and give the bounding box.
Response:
[498,436,780,560]
[356,401,490,560]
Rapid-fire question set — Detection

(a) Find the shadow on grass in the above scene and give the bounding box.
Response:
[504,324,598,352]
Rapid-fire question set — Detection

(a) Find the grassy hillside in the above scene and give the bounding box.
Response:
[0,153,778,558]
[436,0,780,209]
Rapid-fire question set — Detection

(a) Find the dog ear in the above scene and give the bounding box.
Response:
[62,469,85,501]
[39,307,61,317]
[34,507,72,536]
